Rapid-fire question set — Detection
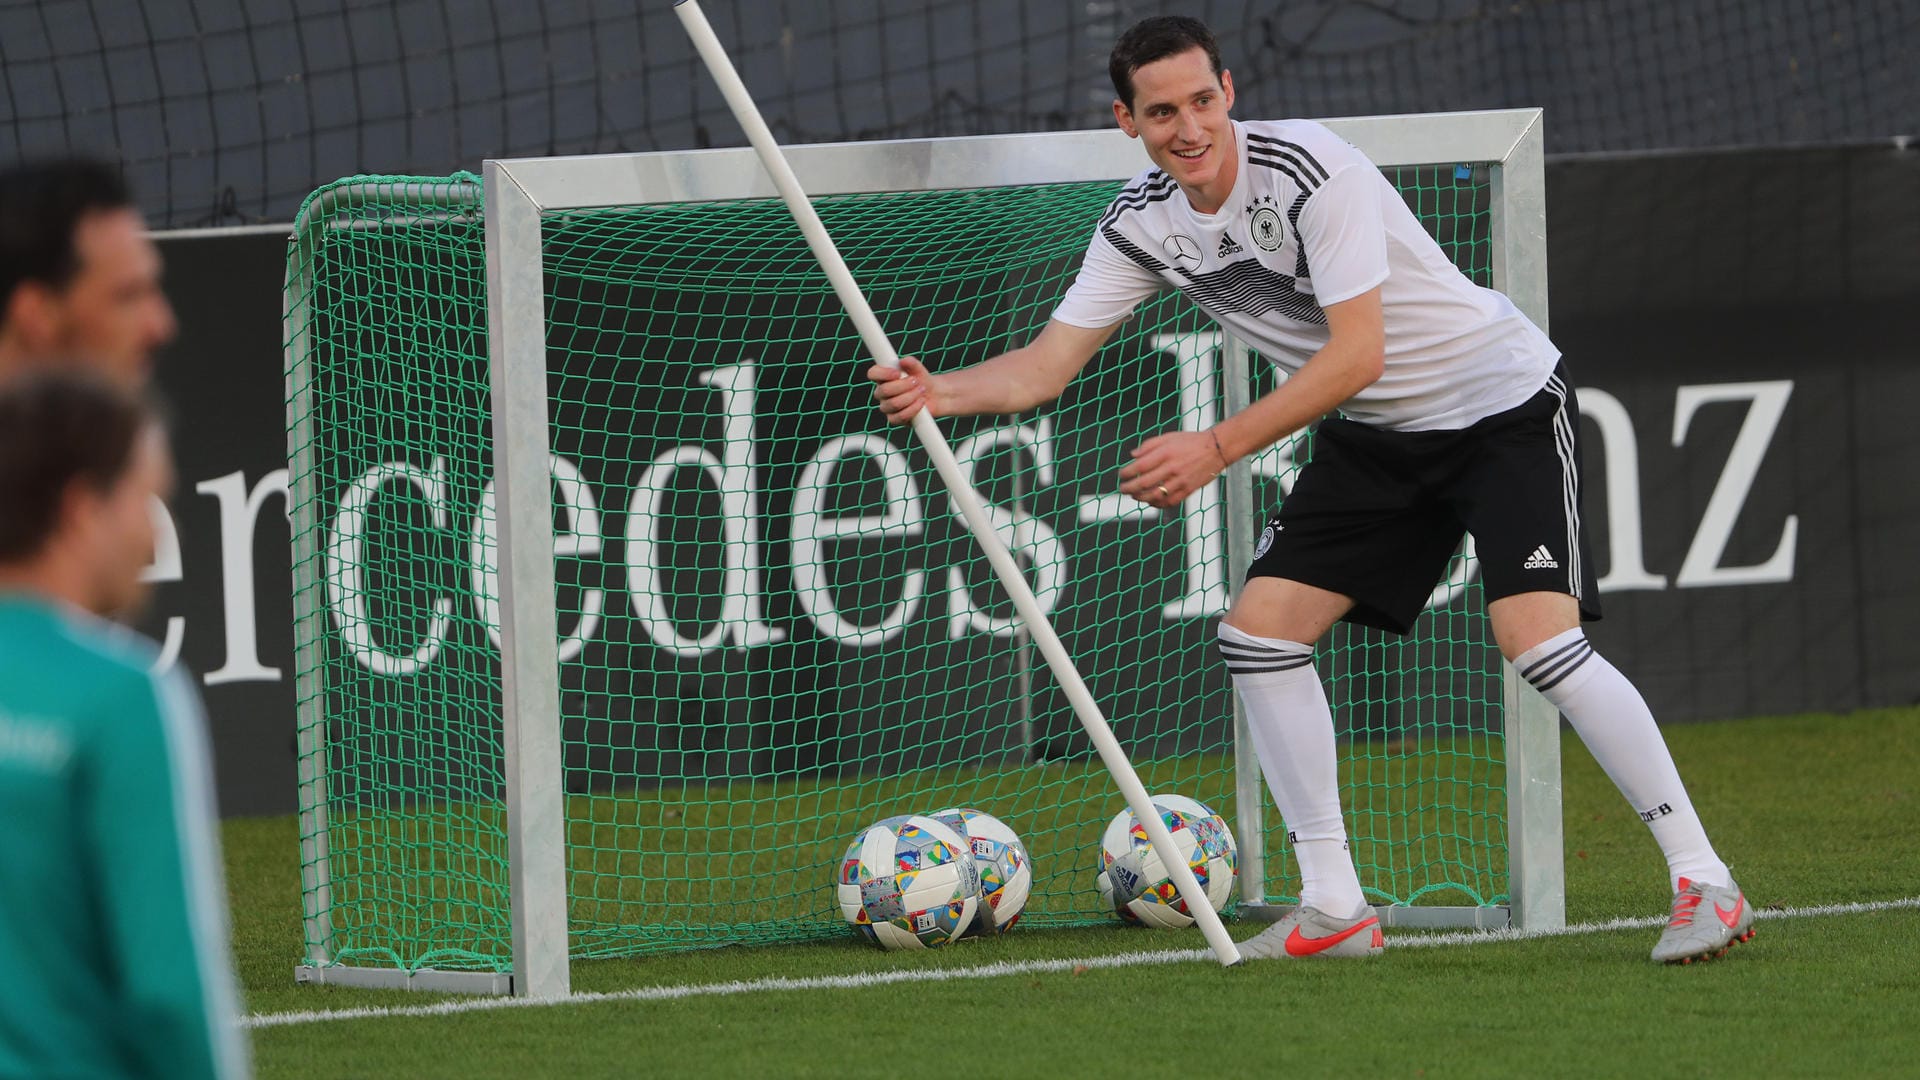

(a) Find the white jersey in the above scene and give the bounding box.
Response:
[1052,118,1559,431]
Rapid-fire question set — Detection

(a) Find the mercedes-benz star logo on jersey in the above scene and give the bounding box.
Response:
[1248,194,1285,252]
[1162,233,1203,272]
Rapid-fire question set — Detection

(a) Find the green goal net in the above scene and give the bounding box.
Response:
[285,156,1505,976]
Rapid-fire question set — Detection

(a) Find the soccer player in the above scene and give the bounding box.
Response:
[870,16,1753,964]
[0,159,177,385]
[0,376,249,1077]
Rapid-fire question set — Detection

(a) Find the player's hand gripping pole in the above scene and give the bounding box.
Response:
[676,0,1241,967]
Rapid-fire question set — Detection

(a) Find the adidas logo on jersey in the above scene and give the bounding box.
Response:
[1216,233,1244,258]
[1523,545,1560,570]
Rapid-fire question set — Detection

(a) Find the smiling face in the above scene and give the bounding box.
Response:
[1113,46,1238,214]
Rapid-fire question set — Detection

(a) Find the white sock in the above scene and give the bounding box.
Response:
[1217,622,1367,918]
[1516,628,1732,892]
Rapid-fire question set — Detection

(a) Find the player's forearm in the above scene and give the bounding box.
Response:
[930,344,1067,416]
[1211,339,1384,462]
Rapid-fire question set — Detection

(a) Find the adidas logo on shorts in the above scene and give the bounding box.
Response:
[1523,545,1560,570]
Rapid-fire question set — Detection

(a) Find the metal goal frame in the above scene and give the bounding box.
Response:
[288,107,1562,997]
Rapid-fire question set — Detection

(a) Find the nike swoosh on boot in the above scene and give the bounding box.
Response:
[1714,894,1746,928]
[1285,916,1381,957]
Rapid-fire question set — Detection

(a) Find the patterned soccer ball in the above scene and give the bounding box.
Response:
[835,814,981,949]
[1095,793,1237,928]
[930,807,1033,934]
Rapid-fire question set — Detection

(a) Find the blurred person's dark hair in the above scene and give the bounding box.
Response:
[0,371,156,561]
[0,159,136,318]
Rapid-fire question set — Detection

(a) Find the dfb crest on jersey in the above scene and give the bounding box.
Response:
[1253,521,1277,561]
[1249,194,1285,252]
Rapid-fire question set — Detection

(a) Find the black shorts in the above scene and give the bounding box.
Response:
[1247,361,1602,635]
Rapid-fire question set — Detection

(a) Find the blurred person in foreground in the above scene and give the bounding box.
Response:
[0,159,177,385]
[0,374,249,1078]
[872,16,1751,965]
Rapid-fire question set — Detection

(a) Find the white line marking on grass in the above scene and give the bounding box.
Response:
[244,949,1208,1030]
[246,895,1920,1029]
[1392,895,1920,950]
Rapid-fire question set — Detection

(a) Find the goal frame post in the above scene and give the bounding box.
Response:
[287,107,1563,996]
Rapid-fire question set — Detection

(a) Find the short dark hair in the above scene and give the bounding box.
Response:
[0,373,156,561]
[0,159,136,320]
[1109,16,1225,111]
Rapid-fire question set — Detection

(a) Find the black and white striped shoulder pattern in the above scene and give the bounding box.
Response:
[1097,169,1178,231]
[1095,170,1180,273]
[1244,131,1332,194]
[1215,634,1314,676]
[1236,122,1344,282]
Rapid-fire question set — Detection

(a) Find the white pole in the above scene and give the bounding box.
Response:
[675,0,1240,966]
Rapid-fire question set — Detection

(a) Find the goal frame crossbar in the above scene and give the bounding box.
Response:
[286,108,1563,997]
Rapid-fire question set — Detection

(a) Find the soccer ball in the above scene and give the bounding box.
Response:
[1095,793,1237,928]
[835,814,981,949]
[930,807,1033,934]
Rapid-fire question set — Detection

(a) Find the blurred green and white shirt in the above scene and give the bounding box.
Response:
[0,594,248,1079]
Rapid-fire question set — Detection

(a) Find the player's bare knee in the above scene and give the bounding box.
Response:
[1487,591,1582,660]
[1220,606,1296,643]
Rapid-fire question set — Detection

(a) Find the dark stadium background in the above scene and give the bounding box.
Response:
[2,0,1912,814]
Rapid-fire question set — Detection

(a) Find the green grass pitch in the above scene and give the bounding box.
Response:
[233,706,1919,1078]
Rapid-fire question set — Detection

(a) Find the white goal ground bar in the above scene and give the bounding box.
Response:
[246,895,1920,1030]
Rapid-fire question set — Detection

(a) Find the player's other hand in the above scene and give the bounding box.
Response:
[1119,430,1227,510]
[868,356,940,425]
